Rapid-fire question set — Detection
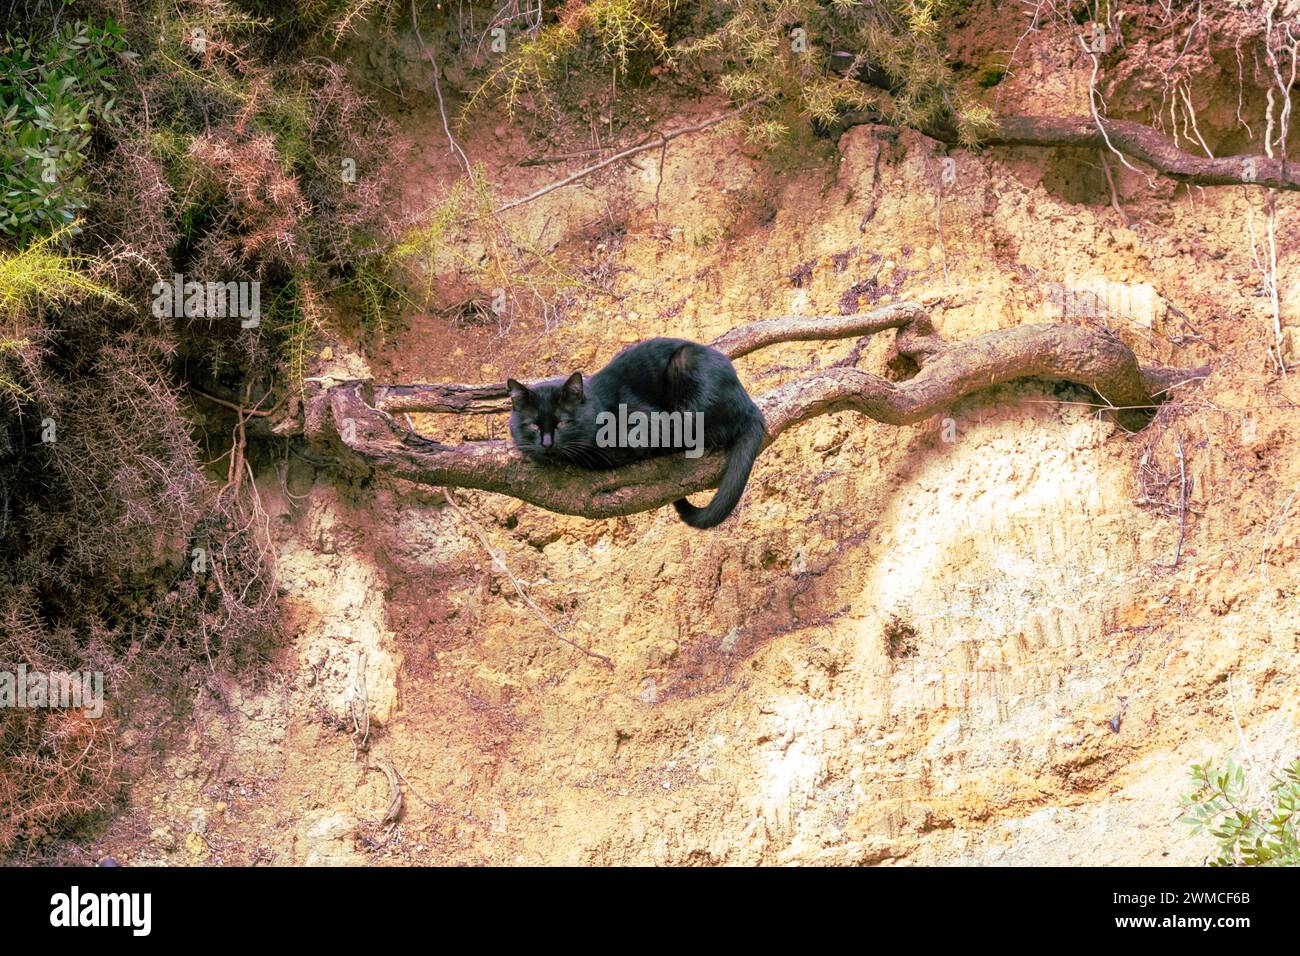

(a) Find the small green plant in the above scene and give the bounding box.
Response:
[262,274,323,393]
[0,222,124,317]
[0,20,136,239]
[338,256,407,337]
[394,165,582,331]
[470,0,670,118]
[0,223,124,401]
[1180,757,1300,866]
[701,0,995,146]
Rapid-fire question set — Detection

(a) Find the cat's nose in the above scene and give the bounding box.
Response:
[541,432,552,447]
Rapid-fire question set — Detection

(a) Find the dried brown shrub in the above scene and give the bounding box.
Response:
[295,59,410,270]
[0,0,406,858]
[0,248,279,859]
[187,132,310,271]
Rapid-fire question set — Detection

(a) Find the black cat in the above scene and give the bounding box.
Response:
[507,338,766,529]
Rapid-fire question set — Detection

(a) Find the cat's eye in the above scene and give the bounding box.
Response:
[555,421,567,428]
[527,423,540,432]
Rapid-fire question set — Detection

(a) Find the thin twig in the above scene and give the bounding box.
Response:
[493,99,763,215]
[442,488,614,668]
[1098,148,1130,225]
[412,0,472,179]
[392,764,441,811]
[189,384,283,418]
[1169,427,1187,567]
[370,757,403,825]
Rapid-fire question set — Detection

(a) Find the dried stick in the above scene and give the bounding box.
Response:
[442,488,615,669]
[494,99,764,215]
[370,757,404,825]
[412,0,472,179]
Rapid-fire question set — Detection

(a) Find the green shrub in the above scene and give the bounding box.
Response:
[0,223,124,401]
[0,20,136,239]
[470,0,670,119]
[1180,758,1300,866]
[468,0,995,146]
[394,165,582,331]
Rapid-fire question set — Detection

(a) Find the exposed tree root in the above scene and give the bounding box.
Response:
[839,108,1300,192]
[940,115,1300,192]
[305,304,1209,521]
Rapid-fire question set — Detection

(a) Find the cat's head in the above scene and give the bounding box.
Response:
[506,372,592,462]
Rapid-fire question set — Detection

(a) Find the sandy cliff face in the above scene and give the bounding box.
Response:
[90,23,1299,866]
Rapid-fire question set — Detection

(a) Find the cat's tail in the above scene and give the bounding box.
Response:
[673,413,766,529]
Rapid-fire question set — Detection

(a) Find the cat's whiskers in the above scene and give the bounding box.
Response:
[558,441,602,468]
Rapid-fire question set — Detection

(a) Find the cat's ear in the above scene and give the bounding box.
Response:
[506,378,532,406]
[560,371,585,404]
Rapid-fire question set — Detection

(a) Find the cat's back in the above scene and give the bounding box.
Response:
[591,336,690,390]
[604,336,693,372]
